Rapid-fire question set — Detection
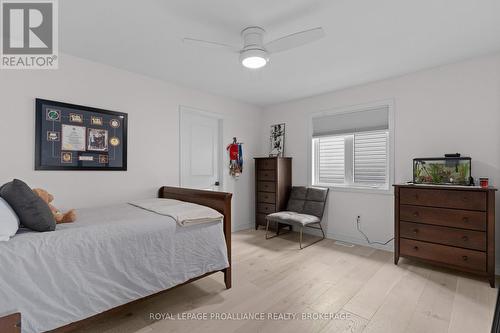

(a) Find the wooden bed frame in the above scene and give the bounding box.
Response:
[158,186,232,290]
[38,186,232,333]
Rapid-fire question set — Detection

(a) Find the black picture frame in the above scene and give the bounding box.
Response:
[269,123,285,157]
[35,98,128,171]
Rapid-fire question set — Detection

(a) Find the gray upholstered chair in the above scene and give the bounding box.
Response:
[265,186,329,249]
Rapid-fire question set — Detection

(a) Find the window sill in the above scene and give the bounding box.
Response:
[312,183,394,195]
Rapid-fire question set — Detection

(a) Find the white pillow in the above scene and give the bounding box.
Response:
[0,197,19,241]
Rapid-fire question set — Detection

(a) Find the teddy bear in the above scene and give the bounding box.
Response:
[32,188,76,224]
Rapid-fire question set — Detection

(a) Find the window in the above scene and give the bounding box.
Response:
[311,106,391,190]
[314,135,345,184]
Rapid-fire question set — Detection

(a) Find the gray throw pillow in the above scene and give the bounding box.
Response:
[0,179,56,232]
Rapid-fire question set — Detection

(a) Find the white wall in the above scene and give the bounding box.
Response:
[261,53,500,258]
[1,50,499,264]
[0,54,262,231]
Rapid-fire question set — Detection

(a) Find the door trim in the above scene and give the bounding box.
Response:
[179,105,224,190]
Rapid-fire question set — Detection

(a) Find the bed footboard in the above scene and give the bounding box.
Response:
[0,313,21,333]
[158,186,232,289]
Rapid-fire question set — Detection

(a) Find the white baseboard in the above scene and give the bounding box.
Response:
[326,232,394,251]
[301,226,394,251]
[233,222,253,232]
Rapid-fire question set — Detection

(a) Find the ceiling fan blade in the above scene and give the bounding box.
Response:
[265,27,325,53]
[182,38,237,52]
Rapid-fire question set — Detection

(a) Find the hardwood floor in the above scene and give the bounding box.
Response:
[76,229,498,333]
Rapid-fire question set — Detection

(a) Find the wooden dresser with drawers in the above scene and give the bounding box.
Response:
[394,184,496,287]
[254,157,292,230]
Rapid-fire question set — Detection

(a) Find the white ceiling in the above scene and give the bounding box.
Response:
[60,0,500,106]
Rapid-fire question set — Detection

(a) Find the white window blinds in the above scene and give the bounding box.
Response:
[312,107,389,137]
[354,131,388,185]
[316,136,345,184]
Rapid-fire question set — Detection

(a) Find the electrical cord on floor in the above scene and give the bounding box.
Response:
[356,216,394,246]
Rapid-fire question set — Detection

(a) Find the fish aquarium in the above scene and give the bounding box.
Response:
[413,157,472,186]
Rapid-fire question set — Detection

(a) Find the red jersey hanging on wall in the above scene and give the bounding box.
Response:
[227,137,243,177]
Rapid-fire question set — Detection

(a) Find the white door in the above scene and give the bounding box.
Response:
[180,107,222,191]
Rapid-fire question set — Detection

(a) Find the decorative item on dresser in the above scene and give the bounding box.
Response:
[254,157,292,230]
[269,124,286,157]
[394,184,496,287]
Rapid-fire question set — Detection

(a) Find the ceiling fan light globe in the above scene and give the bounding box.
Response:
[240,49,269,69]
[242,56,267,69]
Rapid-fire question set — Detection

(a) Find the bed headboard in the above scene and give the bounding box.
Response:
[158,186,233,286]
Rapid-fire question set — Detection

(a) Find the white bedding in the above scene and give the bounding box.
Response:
[0,203,229,333]
[129,198,224,226]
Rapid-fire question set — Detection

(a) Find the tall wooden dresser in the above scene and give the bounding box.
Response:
[394,184,496,287]
[254,157,292,230]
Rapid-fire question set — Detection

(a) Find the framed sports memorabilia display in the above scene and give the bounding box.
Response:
[35,99,128,171]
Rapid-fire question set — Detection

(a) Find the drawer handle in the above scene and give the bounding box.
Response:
[413,229,419,234]
[413,246,419,251]
[462,217,469,223]
[413,212,419,217]
[462,196,468,201]
[462,236,469,241]
[462,255,468,261]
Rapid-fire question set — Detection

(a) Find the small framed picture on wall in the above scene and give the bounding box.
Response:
[269,123,285,157]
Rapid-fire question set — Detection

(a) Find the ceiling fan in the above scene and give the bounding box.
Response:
[183,26,325,69]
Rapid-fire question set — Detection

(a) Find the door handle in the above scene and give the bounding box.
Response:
[214,181,220,186]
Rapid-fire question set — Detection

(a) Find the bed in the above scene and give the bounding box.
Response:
[0,186,232,333]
